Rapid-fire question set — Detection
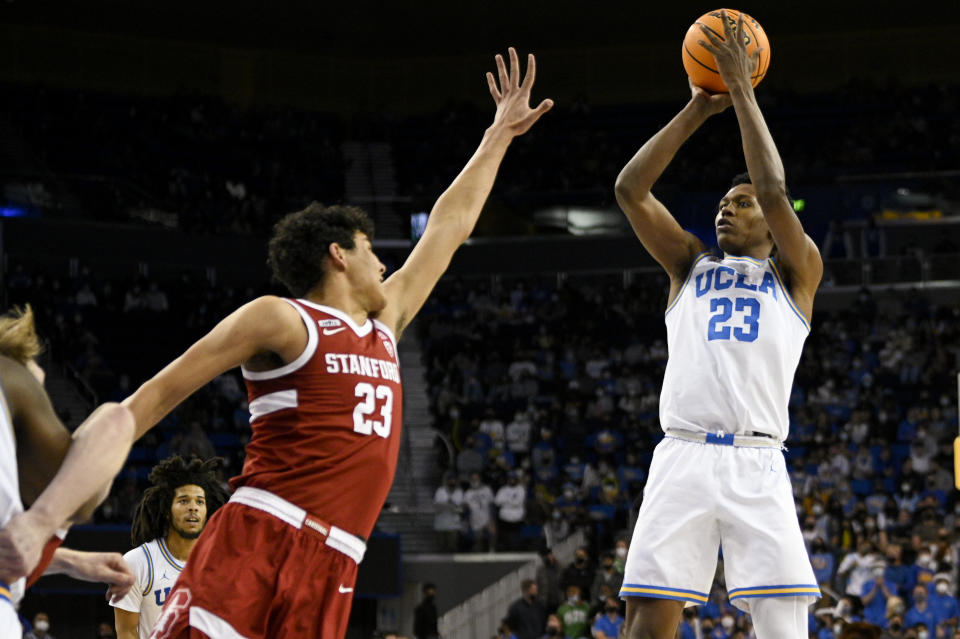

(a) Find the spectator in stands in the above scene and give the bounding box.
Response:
[506,579,545,639]
[612,538,628,574]
[457,435,485,480]
[24,612,56,639]
[543,509,570,550]
[536,548,563,613]
[495,471,526,551]
[539,614,563,638]
[498,618,519,639]
[433,472,464,552]
[590,552,623,611]
[840,539,883,597]
[905,585,936,633]
[506,410,533,460]
[556,584,590,639]
[174,421,216,460]
[863,560,898,626]
[464,472,495,551]
[928,573,960,632]
[413,582,439,639]
[590,597,623,639]
[480,408,506,449]
[560,547,593,602]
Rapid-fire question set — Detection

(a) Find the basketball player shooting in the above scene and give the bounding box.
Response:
[121,48,552,639]
[613,12,823,639]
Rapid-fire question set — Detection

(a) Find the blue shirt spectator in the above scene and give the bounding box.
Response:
[591,606,623,639]
[861,573,897,626]
[904,587,937,633]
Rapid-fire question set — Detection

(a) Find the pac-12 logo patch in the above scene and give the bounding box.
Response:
[378,331,395,359]
[149,587,192,639]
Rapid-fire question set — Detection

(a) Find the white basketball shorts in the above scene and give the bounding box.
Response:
[619,436,820,612]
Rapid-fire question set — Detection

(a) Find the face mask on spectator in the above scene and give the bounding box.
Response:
[568,594,580,604]
[35,621,50,632]
[605,606,619,615]
[812,503,823,516]
[721,617,734,630]
[918,631,929,639]
[872,567,884,578]
[834,623,843,635]
[546,628,560,637]
[936,582,949,595]
[616,546,627,558]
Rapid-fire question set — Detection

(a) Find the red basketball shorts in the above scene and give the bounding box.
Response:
[148,487,366,639]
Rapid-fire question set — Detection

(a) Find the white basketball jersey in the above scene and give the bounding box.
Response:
[111,538,185,637]
[0,385,26,609]
[659,253,810,440]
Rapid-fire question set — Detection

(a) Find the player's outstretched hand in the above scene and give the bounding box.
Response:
[0,510,48,583]
[688,78,732,116]
[486,47,554,137]
[55,548,135,602]
[696,9,761,92]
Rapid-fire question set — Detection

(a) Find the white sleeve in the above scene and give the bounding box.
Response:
[110,546,148,613]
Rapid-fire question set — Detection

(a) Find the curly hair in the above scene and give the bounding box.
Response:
[267,202,375,297]
[0,305,42,365]
[130,455,230,547]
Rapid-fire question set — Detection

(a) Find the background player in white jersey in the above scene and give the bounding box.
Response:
[613,12,823,639]
[112,456,228,638]
[0,306,137,635]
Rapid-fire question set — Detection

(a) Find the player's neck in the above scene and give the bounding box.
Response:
[723,247,771,262]
[165,530,197,562]
[303,281,371,327]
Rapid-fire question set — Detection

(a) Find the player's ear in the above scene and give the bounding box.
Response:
[327,243,348,270]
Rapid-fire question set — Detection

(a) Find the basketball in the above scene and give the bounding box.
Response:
[682,9,770,93]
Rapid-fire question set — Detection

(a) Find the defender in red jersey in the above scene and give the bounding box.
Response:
[123,48,552,639]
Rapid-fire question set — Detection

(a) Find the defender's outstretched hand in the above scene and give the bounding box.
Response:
[486,47,553,137]
[697,10,762,92]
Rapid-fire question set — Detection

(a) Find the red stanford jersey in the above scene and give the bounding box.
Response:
[231,298,403,538]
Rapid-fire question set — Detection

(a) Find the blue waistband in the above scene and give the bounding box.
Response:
[705,432,734,446]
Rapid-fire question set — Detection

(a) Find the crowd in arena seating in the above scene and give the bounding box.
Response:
[3,80,960,237]
[419,273,960,638]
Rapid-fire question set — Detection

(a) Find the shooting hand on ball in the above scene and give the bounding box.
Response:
[689,77,732,116]
[697,10,761,92]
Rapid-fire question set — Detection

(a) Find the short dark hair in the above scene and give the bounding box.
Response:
[521,578,536,591]
[131,456,230,546]
[267,202,375,297]
[730,172,793,202]
[423,582,436,594]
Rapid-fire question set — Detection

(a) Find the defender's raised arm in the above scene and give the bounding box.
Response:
[379,47,553,338]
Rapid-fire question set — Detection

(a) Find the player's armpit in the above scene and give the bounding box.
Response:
[614,190,705,283]
[114,607,140,639]
[123,295,307,439]
[0,356,72,508]
[380,213,473,339]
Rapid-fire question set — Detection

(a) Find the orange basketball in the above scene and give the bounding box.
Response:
[682,9,770,93]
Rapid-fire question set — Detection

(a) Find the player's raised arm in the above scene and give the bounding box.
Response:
[379,47,553,338]
[614,82,728,284]
[699,11,823,301]
[122,295,306,439]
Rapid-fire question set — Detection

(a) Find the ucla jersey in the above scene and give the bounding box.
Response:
[0,383,25,615]
[111,538,185,637]
[659,253,810,440]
